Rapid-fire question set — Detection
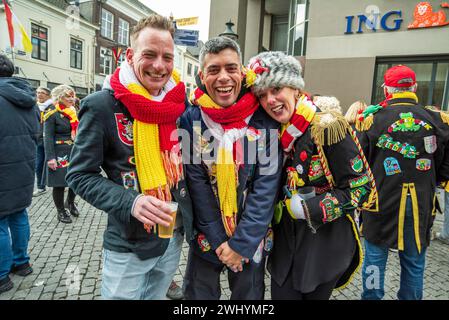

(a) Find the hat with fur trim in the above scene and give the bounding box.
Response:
[247,51,305,95]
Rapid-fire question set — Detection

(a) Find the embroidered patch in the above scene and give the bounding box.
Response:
[264,228,273,252]
[349,174,369,188]
[319,193,342,223]
[424,135,437,154]
[121,171,138,191]
[252,239,264,264]
[114,113,133,146]
[197,233,211,252]
[128,156,136,166]
[300,150,308,162]
[376,134,419,159]
[388,112,433,133]
[296,164,304,175]
[383,157,402,176]
[308,155,324,181]
[350,187,368,207]
[416,158,431,171]
[287,167,305,189]
[246,126,261,142]
[315,183,332,195]
[350,155,364,173]
[56,155,69,168]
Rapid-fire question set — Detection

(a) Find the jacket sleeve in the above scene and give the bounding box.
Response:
[66,97,138,225]
[228,128,283,259]
[179,110,228,250]
[43,113,56,160]
[303,132,372,231]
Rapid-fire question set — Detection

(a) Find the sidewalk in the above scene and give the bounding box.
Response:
[1,190,448,300]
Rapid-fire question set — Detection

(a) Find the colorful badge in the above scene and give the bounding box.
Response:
[308,155,325,181]
[115,113,133,146]
[300,150,308,162]
[349,174,369,188]
[121,171,138,191]
[376,134,419,159]
[128,156,136,166]
[252,239,264,264]
[319,193,342,223]
[296,164,304,175]
[383,157,402,176]
[246,126,262,142]
[197,233,211,252]
[424,135,437,154]
[264,228,273,252]
[315,183,331,195]
[388,112,432,133]
[56,155,69,169]
[350,155,364,173]
[350,187,368,207]
[287,167,305,189]
[416,158,431,171]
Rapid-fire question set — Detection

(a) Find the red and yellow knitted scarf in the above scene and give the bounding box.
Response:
[193,88,259,236]
[55,103,79,132]
[110,66,186,205]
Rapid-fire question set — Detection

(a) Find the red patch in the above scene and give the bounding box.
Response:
[115,113,133,146]
[300,151,308,162]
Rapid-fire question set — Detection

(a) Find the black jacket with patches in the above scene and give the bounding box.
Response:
[269,110,373,294]
[0,77,39,217]
[359,95,449,252]
[66,89,194,260]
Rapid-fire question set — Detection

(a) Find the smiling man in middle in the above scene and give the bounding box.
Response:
[180,37,282,300]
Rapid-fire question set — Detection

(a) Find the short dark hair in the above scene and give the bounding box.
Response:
[0,54,14,77]
[199,37,242,70]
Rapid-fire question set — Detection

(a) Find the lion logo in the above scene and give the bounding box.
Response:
[408,2,449,29]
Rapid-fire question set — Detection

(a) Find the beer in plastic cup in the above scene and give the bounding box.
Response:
[157,201,178,238]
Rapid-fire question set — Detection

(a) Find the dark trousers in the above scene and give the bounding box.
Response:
[183,247,266,300]
[35,144,46,190]
[52,187,76,210]
[271,272,338,300]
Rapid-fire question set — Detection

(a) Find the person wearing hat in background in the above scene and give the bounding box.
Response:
[248,51,376,300]
[357,65,449,300]
[33,87,53,197]
[180,37,282,300]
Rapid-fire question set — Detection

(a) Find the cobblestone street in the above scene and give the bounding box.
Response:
[1,190,448,300]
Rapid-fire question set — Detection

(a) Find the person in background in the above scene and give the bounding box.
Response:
[0,54,39,294]
[43,85,79,224]
[436,182,449,245]
[33,87,53,197]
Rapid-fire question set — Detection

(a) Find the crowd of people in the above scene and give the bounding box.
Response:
[1,13,449,300]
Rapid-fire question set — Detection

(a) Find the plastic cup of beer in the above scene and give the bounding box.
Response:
[158,201,178,239]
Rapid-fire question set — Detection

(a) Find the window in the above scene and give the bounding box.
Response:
[100,47,113,75]
[118,19,129,46]
[101,9,114,39]
[194,65,199,77]
[373,57,449,110]
[291,0,310,56]
[31,23,48,61]
[186,83,191,97]
[187,63,192,76]
[118,51,126,67]
[70,38,83,70]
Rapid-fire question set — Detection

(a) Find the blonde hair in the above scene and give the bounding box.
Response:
[131,14,174,47]
[345,101,367,124]
[314,96,342,114]
[51,85,75,104]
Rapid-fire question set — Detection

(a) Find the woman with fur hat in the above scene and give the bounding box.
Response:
[247,51,377,299]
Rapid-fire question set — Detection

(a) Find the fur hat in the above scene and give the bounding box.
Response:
[247,51,305,95]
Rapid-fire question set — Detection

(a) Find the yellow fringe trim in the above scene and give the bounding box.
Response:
[355,114,374,131]
[310,111,351,146]
[424,106,449,125]
[43,108,58,122]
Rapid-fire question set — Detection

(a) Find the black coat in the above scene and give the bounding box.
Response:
[66,90,194,260]
[269,111,371,294]
[180,106,283,265]
[43,105,73,187]
[0,77,39,216]
[359,95,449,251]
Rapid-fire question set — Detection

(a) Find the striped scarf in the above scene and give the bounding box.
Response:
[55,103,79,132]
[193,88,259,236]
[110,60,185,203]
[280,94,316,152]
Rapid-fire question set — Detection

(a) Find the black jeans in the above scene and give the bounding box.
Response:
[52,187,76,210]
[271,273,338,300]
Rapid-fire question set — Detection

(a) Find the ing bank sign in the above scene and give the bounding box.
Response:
[345,1,449,34]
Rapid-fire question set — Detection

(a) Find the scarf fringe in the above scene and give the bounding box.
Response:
[311,111,351,146]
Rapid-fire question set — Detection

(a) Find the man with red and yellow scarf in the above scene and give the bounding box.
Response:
[67,15,194,300]
[180,37,282,300]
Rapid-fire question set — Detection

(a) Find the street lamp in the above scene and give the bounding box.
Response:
[219,20,238,41]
